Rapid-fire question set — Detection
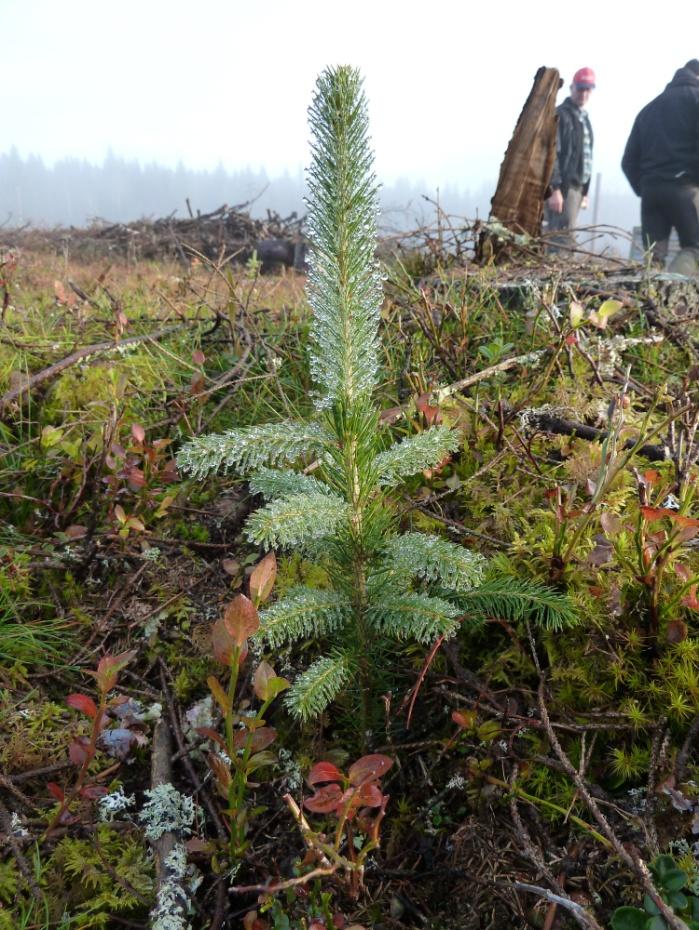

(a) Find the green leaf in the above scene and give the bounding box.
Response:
[647,917,667,930]
[610,908,650,930]
[667,891,688,911]
[660,869,688,893]
[651,856,676,880]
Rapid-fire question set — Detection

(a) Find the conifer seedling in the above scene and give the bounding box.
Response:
[177,66,577,730]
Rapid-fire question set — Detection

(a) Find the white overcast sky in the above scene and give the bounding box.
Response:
[3,0,697,194]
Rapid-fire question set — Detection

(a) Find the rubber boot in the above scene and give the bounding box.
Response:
[668,247,699,277]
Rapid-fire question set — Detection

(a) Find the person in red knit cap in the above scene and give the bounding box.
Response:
[545,67,596,250]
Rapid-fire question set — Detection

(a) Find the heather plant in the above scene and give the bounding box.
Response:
[177,66,577,728]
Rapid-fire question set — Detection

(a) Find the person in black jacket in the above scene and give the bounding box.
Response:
[545,67,596,249]
[622,59,699,275]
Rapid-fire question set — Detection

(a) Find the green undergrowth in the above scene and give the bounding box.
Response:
[0,226,698,927]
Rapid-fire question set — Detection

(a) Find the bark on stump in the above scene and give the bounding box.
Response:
[479,66,562,261]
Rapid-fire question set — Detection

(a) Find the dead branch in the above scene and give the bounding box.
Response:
[0,323,182,411]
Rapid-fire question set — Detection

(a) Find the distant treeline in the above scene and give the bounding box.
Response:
[0,147,496,231]
[0,147,641,247]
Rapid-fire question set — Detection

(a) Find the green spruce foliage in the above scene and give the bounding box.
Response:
[177,66,578,725]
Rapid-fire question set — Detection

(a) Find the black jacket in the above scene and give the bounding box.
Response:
[550,97,594,196]
[621,66,699,196]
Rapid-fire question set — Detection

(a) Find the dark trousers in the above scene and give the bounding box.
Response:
[641,180,699,268]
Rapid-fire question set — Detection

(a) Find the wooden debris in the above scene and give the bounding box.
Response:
[479,67,562,260]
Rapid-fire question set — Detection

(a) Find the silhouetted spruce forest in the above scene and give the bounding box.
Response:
[0,148,640,247]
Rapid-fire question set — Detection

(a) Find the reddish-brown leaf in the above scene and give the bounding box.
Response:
[307,761,344,786]
[451,709,476,729]
[640,506,675,522]
[195,727,227,751]
[79,785,109,800]
[69,737,92,766]
[681,585,699,610]
[192,349,206,365]
[66,693,98,719]
[223,594,259,646]
[416,392,441,426]
[355,782,384,807]
[47,782,65,802]
[667,620,688,644]
[348,754,393,786]
[233,726,277,753]
[303,783,344,814]
[249,552,277,606]
[211,617,248,666]
[131,423,146,444]
[92,650,137,693]
[208,753,232,795]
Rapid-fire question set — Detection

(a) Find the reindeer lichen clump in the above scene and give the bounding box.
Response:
[177,67,576,727]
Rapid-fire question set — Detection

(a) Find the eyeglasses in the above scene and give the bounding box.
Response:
[574,84,594,91]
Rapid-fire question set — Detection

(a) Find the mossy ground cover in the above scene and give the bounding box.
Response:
[1,241,698,929]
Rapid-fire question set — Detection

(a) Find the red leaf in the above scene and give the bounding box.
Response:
[303,783,344,814]
[211,616,248,666]
[192,349,206,365]
[307,761,344,786]
[69,737,92,766]
[348,754,393,786]
[92,650,137,693]
[640,506,675,522]
[47,782,65,802]
[451,709,476,729]
[355,782,383,807]
[223,594,259,646]
[416,392,441,426]
[66,693,98,719]
[131,423,146,444]
[79,785,109,800]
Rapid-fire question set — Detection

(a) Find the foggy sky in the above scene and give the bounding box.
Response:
[3,0,697,229]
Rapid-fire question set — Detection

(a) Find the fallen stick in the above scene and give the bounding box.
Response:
[380,349,546,425]
[524,410,668,461]
[0,323,182,411]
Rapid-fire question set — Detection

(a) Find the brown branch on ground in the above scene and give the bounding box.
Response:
[0,324,183,412]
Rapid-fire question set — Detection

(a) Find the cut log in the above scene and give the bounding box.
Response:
[479,67,562,260]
